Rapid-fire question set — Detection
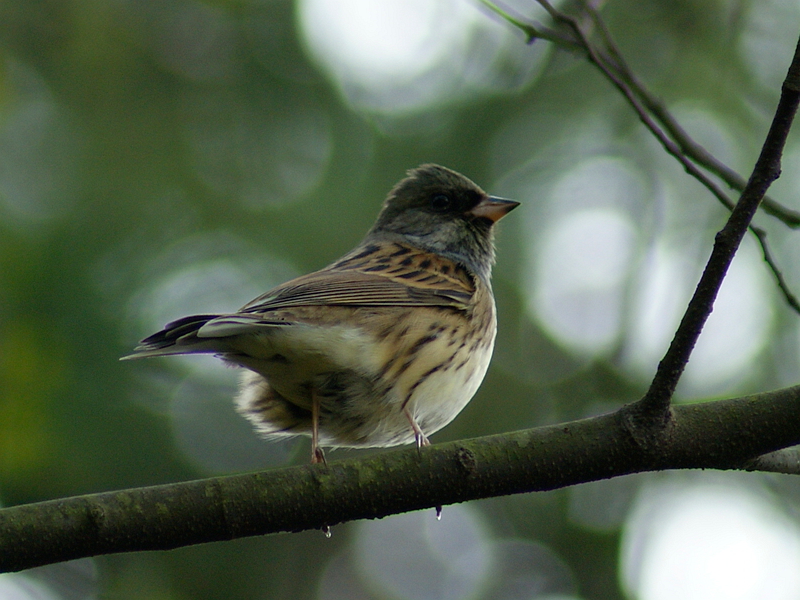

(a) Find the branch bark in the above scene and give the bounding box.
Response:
[3,385,800,573]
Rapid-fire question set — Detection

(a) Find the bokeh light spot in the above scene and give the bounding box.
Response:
[531,207,637,355]
[354,505,491,600]
[297,0,548,114]
[182,89,331,208]
[623,243,693,379]
[621,477,800,600]
[739,1,800,92]
[0,61,83,227]
[128,0,240,82]
[124,232,297,349]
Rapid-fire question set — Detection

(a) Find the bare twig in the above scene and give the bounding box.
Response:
[551,1,800,316]
[633,35,800,422]
[484,0,800,222]
[751,225,800,312]
[477,0,581,48]
[483,0,800,313]
[580,1,800,228]
[540,0,736,211]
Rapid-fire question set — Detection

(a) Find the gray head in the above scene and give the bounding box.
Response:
[366,164,519,282]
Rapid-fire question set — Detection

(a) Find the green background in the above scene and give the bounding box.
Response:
[2,1,800,599]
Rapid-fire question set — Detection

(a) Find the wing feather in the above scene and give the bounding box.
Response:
[241,243,474,313]
[123,242,474,359]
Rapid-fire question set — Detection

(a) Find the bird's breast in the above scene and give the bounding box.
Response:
[392,300,497,436]
[228,298,496,445]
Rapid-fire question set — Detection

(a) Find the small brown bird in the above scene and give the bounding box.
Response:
[124,164,518,463]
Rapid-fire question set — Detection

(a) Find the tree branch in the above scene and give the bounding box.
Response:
[746,447,800,475]
[633,34,800,423]
[485,0,800,312]
[529,3,800,424]
[3,385,800,573]
[581,1,800,228]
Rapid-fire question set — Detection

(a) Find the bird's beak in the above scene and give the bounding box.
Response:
[470,196,520,223]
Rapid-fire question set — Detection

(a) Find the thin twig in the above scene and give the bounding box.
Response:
[581,1,800,228]
[541,0,737,210]
[484,0,800,313]
[476,0,581,48]
[634,35,800,420]
[484,0,800,228]
[751,225,800,312]
[547,0,800,314]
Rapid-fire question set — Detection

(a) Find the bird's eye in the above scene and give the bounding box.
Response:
[430,194,452,211]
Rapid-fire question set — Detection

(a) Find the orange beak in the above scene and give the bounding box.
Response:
[469,196,520,223]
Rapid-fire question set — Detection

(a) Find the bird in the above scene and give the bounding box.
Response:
[123,164,518,464]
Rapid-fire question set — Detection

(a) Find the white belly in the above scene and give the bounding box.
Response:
[405,326,495,438]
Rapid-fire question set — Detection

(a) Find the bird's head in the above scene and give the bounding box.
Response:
[367,164,519,281]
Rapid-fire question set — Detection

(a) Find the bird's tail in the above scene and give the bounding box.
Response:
[121,314,222,359]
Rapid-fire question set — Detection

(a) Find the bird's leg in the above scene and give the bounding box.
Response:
[403,405,441,519]
[310,390,331,536]
[311,390,327,466]
[403,405,430,449]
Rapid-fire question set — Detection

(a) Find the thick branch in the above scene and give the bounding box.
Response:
[3,385,800,573]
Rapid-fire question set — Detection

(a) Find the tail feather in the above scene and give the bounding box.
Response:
[121,314,220,359]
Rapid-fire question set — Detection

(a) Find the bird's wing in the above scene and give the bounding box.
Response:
[124,243,476,354]
[240,242,475,313]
